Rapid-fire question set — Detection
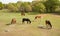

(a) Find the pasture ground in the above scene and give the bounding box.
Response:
[0,12,60,36]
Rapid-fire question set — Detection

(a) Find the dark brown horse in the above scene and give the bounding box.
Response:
[45,20,52,29]
[22,18,31,24]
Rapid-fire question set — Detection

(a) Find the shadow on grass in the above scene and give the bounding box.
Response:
[38,26,52,30]
[6,22,24,26]
[28,12,41,15]
[6,23,12,25]
[38,26,46,29]
[28,12,60,15]
[52,12,60,15]
[43,12,60,15]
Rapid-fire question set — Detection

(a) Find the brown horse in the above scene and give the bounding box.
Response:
[35,16,41,19]
[45,20,52,29]
[11,18,16,24]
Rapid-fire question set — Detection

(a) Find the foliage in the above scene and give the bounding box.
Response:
[0,2,3,10]
[0,0,60,13]
[43,0,60,13]
[7,3,19,12]
[32,1,46,13]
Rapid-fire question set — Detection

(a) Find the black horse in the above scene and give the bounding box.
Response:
[45,20,52,29]
[22,18,31,24]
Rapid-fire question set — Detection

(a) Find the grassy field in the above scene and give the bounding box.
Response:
[0,12,60,36]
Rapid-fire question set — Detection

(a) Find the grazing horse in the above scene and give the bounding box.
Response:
[35,16,41,19]
[11,18,16,24]
[22,18,31,24]
[45,20,52,29]
[21,13,25,16]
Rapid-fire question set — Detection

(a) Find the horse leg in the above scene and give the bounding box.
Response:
[29,21,31,24]
[46,24,52,29]
[22,20,24,24]
[27,21,28,24]
[49,24,52,29]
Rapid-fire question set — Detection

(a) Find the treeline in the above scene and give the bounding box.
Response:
[0,0,60,13]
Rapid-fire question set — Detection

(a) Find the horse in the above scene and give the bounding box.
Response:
[22,18,31,24]
[11,18,16,24]
[35,16,41,19]
[45,20,52,29]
